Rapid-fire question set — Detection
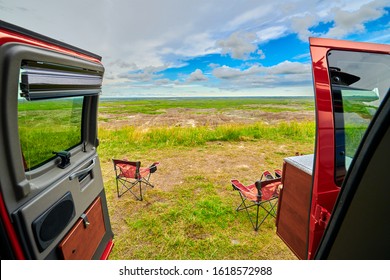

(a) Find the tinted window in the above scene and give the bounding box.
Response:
[328,50,389,186]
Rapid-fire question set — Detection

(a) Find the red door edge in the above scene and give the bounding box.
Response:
[0,192,25,259]
[99,240,114,260]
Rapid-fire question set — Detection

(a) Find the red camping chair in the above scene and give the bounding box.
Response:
[231,170,282,231]
[113,159,160,200]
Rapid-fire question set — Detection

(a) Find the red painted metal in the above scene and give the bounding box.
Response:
[308,37,390,259]
[0,192,25,259]
[99,239,114,260]
[0,29,101,64]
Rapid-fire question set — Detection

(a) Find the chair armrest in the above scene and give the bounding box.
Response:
[231,179,260,201]
[148,162,160,173]
[231,179,254,194]
[231,179,246,190]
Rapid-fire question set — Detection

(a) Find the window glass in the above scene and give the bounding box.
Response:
[18,97,83,170]
[328,50,389,186]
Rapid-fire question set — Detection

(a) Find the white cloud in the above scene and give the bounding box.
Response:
[212,61,312,89]
[225,4,274,30]
[267,61,311,75]
[186,69,208,82]
[325,0,388,38]
[256,26,288,42]
[213,61,310,79]
[290,13,318,41]
[117,65,167,82]
[216,31,258,59]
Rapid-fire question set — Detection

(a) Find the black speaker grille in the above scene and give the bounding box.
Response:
[32,192,75,252]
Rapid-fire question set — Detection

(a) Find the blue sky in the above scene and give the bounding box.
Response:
[1,0,389,97]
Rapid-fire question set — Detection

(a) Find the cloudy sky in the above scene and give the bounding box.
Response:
[1,0,389,97]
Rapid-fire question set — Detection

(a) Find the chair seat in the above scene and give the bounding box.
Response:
[231,170,282,231]
[231,179,280,202]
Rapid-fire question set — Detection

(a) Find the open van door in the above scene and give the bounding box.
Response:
[276,37,390,259]
[0,21,113,259]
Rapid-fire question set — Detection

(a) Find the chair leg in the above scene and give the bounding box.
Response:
[254,203,260,231]
[236,192,279,231]
[236,192,261,231]
[141,174,155,188]
[116,177,143,200]
[257,198,278,227]
[138,181,143,201]
[116,176,121,198]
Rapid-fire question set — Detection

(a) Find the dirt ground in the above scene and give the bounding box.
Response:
[99,107,315,129]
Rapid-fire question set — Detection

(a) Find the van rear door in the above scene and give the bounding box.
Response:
[276,37,389,259]
[310,38,390,259]
[0,20,113,259]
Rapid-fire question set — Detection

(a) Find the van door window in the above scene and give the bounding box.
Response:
[17,60,102,171]
[18,96,83,170]
[328,50,389,186]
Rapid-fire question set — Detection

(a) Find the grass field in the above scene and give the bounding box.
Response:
[97,97,315,260]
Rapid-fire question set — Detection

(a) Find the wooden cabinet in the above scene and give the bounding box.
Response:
[58,197,106,260]
[276,154,313,259]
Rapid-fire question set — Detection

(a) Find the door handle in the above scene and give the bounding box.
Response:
[69,158,96,180]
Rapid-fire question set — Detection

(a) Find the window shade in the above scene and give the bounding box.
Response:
[20,61,103,100]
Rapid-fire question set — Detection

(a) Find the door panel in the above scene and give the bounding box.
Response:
[12,156,107,258]
[0,22,113,259]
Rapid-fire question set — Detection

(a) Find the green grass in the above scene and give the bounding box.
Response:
[106,171,302,260]
[117,177,238,259]
[98,121,315,158]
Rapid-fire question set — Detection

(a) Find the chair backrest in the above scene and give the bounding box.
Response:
[112,159,141,178]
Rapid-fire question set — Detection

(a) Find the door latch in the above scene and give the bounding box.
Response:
[53,151,71,169]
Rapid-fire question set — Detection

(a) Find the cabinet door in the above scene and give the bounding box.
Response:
[276,155,313,259]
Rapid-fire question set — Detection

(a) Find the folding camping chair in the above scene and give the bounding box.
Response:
[231,170,282,231]
[112,159,160,200]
